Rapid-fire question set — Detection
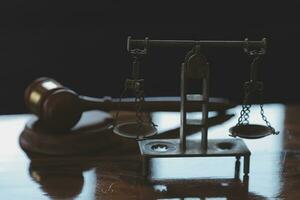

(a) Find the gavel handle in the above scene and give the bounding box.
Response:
[80,96,234,112]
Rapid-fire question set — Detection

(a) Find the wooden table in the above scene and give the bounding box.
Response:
[0,104,299,199]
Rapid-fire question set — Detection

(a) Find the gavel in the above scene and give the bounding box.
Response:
[25,77,234,131]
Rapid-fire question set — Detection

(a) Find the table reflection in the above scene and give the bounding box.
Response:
[0,104,289,199]
[29,162,84,199]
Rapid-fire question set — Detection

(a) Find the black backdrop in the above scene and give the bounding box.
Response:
[0,1,299,113]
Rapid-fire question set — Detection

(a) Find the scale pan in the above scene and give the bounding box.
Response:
[113,122,157,139]
[229,124,273,139]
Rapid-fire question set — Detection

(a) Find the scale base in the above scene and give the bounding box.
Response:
[138,138,251,179]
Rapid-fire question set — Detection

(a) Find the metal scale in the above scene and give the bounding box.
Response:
[114,36,278,181]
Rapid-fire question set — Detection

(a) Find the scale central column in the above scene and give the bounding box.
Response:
[180,45,210,151]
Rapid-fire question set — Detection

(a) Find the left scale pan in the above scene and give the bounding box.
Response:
[19,110,120,155]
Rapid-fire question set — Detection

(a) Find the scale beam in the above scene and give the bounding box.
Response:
[127,37,266,51]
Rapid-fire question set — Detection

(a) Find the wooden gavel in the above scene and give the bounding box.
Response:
[25,77,234,131]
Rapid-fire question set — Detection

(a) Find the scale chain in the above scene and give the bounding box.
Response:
[236,81,278,135]
[115,48,156,134]
[135,89,144,126]
[237,89,251,125]
[259,91,279,135]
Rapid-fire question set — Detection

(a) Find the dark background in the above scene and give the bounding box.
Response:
[0,1,299,113]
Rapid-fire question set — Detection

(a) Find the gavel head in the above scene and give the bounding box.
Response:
[25,77,83,131]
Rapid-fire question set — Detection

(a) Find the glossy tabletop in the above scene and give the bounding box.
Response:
[0,104,299,199]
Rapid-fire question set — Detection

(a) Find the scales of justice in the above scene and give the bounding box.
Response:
[113,36,279,180]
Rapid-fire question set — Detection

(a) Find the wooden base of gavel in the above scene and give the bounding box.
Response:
[20,77,235,156]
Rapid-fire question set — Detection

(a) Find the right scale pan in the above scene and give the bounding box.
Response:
[229,124,274,139]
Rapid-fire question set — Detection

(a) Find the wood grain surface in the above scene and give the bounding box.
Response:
[1,104,299,200]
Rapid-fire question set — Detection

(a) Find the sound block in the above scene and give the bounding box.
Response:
[19,111,123,155]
